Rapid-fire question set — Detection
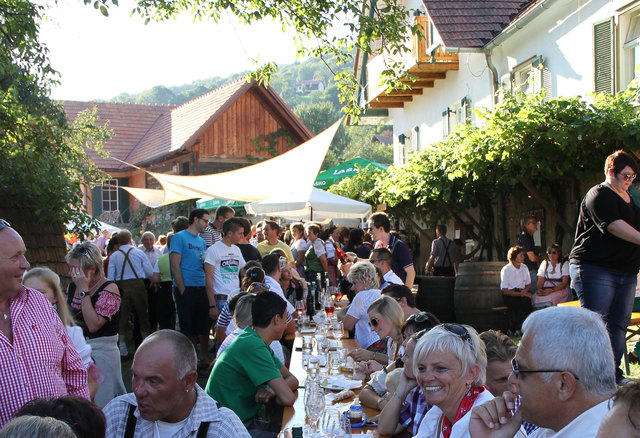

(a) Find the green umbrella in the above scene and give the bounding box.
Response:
[196,198,246,210]
[314,157,388,189]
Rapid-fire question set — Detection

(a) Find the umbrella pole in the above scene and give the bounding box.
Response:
[310,207,313,221]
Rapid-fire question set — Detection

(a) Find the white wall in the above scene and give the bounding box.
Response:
[388,0,632,165]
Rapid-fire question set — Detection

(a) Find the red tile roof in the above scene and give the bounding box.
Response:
[424,1,538,48]
[125,77,253,166]
[61,101,170,170]
[63,76,309,170]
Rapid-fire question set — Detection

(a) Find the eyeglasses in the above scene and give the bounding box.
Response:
[511,358,579,380]
[369,318,380,328]
[369,258,379,263]
[442,323,474,350]
[547,251,557,255]
[0,219,11,231]
[620,172,637,181]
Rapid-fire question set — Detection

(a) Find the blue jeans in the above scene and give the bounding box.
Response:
[570,263,637,381]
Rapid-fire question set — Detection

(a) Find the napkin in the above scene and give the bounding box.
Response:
[319,376,363,390]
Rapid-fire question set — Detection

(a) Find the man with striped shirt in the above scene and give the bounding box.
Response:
[0,219,89,427]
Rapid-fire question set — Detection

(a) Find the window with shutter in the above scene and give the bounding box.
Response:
[621,10,640,91]
[101,179,118,212]
[512,56,551,97]
[594,18,615,94]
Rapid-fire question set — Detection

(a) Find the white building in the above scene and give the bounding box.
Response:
[356,0,639,166]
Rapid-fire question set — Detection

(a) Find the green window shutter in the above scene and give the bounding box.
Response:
[594,18,615,94]
[117,177,130,223]
[91,186,102,219]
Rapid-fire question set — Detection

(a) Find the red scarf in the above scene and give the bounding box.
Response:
[441,386,487,438]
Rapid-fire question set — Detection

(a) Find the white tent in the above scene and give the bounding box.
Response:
[120,119,343,208]
[244,187,372,222]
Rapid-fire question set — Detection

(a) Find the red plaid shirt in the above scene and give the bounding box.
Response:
[0,286,89,427]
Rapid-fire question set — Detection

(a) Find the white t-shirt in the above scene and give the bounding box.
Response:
[500,263,531,290]
[204,241,246,297]
[291,238,309,261]
[265,276,295,320]
[153,417,188,438]
[313,239,326,257]
[326,240,336,259]
[381,270,403,288]
[346,288,381,349]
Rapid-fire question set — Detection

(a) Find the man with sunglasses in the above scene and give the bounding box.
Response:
[0,220,89,427]
[371,248,403,289]
[469,306,616,438]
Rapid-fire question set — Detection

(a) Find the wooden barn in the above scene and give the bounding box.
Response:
[62,77,311,222]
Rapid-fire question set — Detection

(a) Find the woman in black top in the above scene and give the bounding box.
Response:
[66,242,125,407]
[569,150,640,383]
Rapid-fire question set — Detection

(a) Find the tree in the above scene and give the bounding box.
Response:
[121,0,422,119]
[1,0,112,236]
[332,88,640,258]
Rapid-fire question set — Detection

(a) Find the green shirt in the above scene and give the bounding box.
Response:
[206,327,283,422]
[157,253,171,282]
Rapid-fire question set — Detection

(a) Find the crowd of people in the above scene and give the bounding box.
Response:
[1,150,640,437]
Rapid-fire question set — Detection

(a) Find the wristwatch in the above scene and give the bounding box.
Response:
[78,290,88,298]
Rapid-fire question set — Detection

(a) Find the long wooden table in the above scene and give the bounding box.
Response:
[282,333,389,437]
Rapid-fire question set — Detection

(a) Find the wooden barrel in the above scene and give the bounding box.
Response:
[454,262,509,332]
[415,275,456,323]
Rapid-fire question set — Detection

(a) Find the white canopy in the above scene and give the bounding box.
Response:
[119,119,343,208]
[244,187,372,221]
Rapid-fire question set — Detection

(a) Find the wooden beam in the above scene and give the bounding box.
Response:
[386,88,423,96]
[406,80,435,88]
[369,101,404,108]
[404,71,446,80]
[411,62,459,72]
[374,96,413,102]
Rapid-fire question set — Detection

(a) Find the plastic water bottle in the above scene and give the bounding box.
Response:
[349,397,363,425]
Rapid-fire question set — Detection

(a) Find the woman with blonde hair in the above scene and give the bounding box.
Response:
[340,261,382,358]
[65,241,125,408]
[413,323,491,438]
[23,267,99,399]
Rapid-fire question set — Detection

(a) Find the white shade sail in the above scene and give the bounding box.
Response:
[119,118,343,208]
[244,187,372,221]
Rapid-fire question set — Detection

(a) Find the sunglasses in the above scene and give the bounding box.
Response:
[511,358,580,380]
[369,317,380,328]
[547,251,557,255]
[407,312,431,324]
[620,172,637,181]
[0,219,11,231]
[442,323,473,350]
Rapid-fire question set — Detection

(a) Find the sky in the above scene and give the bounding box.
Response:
[39,0,302,101]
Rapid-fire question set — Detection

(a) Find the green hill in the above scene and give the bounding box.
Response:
[107,56,393,170]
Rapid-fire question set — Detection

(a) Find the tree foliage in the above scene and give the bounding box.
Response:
[333,88,640,254]
[116,0,421,119]
[1,0,112,236]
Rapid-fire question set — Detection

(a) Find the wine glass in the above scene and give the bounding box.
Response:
[322,408,342,438]
[305,384,326,438]
[295,300,305,319]
[324,296,335,318]
[331,320,344,343]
